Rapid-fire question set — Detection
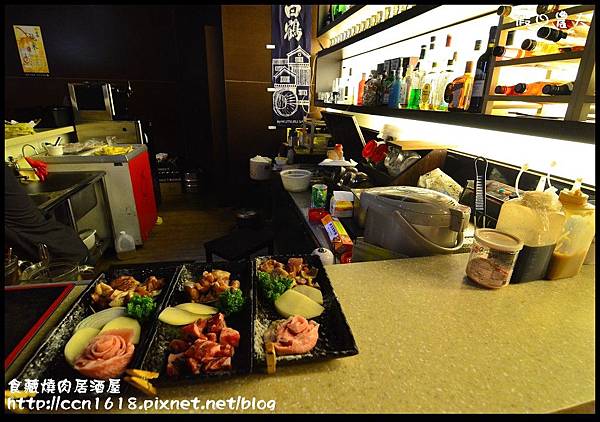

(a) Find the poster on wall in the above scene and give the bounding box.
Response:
[271,5,312,127]
[13,25,50,75]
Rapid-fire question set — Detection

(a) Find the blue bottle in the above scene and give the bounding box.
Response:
[387,69,402,108]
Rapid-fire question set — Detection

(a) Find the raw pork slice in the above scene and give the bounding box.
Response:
[74,330,135,379]
[264,315,319,356]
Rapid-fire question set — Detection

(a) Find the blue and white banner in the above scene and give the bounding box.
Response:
[271,4,312,127]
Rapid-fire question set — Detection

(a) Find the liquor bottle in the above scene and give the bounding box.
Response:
[357,72,366,106]
[419,62,439,110]
[447,61,474,112]
[382,65,395,105]
[388,69,402,108]
[553,20,590,38]
[468,26,497,113]
[542,82,574,95]
[407,46,427,110]
[537,27,585,47]
[514,81,568,96]
[399,66,414,108]
[363,70,381,106]
[521,39,562,55]
[497,5,537,18]
[345,67,355,105]
[432,58,456,111]
[375,63,385,106]
[493,46,532,60]
[495,84,520,96]
[536,5,562,15]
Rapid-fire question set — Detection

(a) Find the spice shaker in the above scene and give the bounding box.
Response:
[466,229,524,289]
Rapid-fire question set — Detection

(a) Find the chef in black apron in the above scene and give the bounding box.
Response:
[4,165,89,264]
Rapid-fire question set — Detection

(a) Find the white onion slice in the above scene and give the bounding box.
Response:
[75,307,126,332]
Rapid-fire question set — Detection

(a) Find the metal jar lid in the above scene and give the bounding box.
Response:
[474,228,524,253]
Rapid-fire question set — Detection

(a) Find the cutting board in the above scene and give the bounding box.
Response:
[4,283,75,369]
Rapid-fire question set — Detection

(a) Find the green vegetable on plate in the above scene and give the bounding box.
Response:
[258,271,294,303]
[126,294,157,322]
[218,288,245,316]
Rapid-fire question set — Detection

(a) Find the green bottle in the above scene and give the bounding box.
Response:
[407,62,422,109]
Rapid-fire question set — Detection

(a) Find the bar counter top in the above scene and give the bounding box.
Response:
[10,254,594,414]
[140,254,594,414]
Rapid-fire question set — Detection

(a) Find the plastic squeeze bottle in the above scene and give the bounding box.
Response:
[495,175,565,282]
[116,231,136,260]
[546,179,595,279]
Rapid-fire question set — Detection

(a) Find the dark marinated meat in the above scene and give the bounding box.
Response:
[214,344,234,358]
[110,275,140,291]
[143,276,165,292]
[258,259,277,273]
[185,285,200,302]
[287,257,304,275]
[206,332,217,342]
[166,353,185,377]
[220,327,240,348]
[204,357,232,372]
[185,339,221,360]
[205,313,226,334]
[272,266,290,278]
[181,319,207,340]
[169,339,190,353]
[211,270,230,281]
[134,285,150,297]
[186,357,201,375]
[231,280,240,290]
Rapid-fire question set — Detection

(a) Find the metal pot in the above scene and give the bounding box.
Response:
[19,260,95,284]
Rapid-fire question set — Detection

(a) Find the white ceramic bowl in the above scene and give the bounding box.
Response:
[79,229,97,250]
[280,169,312,192]
[275,156,288,166]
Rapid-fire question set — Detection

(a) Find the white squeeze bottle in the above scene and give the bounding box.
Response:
[116,231,136,260]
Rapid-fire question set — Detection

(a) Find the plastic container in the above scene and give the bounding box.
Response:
[116,231,136,260]
[495,186,565,283]
[546,186,595,280]
[466,229,524,289]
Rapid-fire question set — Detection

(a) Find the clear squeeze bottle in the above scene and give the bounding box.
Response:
[546,179,595,280]
[495,175,565,282]
[116,230,137,260]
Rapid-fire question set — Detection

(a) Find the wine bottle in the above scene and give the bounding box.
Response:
[521,39,561,55]
[399,66,414,108]
[536,5,562,15]
[542,82,574,95]
[514,81,568,96]
[357,72,366,106]
[448,61,474,112]
[432,58,456,110]
[537,27,584,46]
[388,69,402,108]
[493,46,532,60]
[495,85,520,96]
[468,26,497,113]
[420,62,439,110]
[497,5,538,18]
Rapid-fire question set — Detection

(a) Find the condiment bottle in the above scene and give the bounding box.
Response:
[546,180,595,280]
[334,144,344,161]
[116,231,136,260]
[495,176,565,282]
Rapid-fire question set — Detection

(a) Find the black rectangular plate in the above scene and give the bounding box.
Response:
[10,262,186,397]
[137,260,253,387]
[252,254,359,370]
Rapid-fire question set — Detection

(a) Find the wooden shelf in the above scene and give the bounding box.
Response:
[317,5,366,38]
[584,95,596,102]
[316,5,439,59]
[499,5,595,30]
[487,95,572,103]
[314,100,595,144]
[494,51,584,67]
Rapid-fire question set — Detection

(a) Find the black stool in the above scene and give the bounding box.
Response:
[204,228,275,263]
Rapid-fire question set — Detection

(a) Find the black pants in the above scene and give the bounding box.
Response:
[4,165,89,264]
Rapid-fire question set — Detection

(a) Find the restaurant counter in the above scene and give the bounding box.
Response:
[12,254,593,414]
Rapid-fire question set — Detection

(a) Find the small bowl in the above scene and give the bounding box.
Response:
[275,156,288,166]
[79,229,97,250]
[280,169,312,192]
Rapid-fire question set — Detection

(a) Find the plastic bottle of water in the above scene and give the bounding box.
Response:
[116,231,136,260]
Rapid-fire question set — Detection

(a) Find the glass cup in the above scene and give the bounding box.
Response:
[385,7,391,20]
[392,5,399,16]
[377,11,383,23]
[370,15,377,27]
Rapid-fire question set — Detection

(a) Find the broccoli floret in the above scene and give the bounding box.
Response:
[258,271,293,303]
[126,294,156,322]
[218,288,245,316]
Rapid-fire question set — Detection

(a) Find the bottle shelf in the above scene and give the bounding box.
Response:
[314,100,595,144]
[487,95,572,103]
[584,95,595,102]
[493,51,584,67]
[317,5,366,38]
[499,5,595,31]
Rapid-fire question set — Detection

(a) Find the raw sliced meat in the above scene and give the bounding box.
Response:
[74,332,135,379]
[220,327,240,347]
[264,316,319,356]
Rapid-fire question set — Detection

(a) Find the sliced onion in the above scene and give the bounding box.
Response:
[75,307,126,332]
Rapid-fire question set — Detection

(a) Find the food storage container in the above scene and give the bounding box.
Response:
[546,185,595,280]
[466,228,523,289]
[495,185,565,282]
[280,169,312,192]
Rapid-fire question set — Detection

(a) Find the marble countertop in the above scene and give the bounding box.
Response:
[8,254,594,413]
[138,254,595,413]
